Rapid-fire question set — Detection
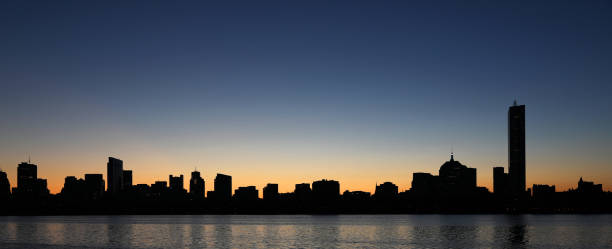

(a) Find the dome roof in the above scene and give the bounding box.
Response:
[439,154,468,173]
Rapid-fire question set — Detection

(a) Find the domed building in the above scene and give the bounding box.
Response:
[410,153,477,195]
[439,153,477,191]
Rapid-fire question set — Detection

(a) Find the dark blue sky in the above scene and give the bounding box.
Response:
[1,1,611,192]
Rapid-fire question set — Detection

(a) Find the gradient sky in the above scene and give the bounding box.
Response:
[1,1,611,195]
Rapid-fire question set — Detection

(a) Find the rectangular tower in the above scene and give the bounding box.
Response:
[263,183,279,201]
[107,157,123,194]
[84,174,105,200]
[493,166,507,196]
[169,174,184,191]
[508,102,526,197]
[189,171,205,199]
[214,173,232,201]
[17,162,37,195]
[122,170,132,190]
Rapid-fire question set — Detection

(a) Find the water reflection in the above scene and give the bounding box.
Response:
[439,225,478,248]
[106,220,133,248]
[491,215,528,249]
[0,215,610,249]
[508,224,527,248]
[214,221,232,248]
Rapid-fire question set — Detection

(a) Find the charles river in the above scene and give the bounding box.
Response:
[1,215,611,249]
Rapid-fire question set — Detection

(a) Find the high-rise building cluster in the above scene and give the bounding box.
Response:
[0,102,610,214]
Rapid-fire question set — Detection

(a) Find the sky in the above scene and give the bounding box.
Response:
[1,1,611,195]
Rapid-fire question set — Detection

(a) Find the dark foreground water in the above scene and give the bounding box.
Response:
[1,215,611,249]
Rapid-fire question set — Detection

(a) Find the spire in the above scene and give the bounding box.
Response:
[450,152,454,161]
[513,100,517,106]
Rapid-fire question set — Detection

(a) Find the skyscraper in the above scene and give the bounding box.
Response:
[107,157,123,194]
[213,173,232,201]
[508,102,526,197]
[17,162,37,196]
[189,171,205,199]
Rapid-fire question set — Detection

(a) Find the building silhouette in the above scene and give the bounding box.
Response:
[576,177,603,193]
[212,173,232,201]
[312,179,340,203]
[263,183,279,201]
[294,183,312,202]
[0,170,10,200]
[438,154,476,193]
[133,184,151,198]
[409,154,479,200]
[61,176,86,200]
[234,186,259,201]
[169,174,184,191]
[15,161,48,199]
[122,170,133,191]
[493,166,508,196]
[411,172,437,195]
[532,184,555,199]
[3,102,612,214]
[151,181,168,194]
[189,171,205,199]
[107,157,123,194]
[84,174,105,200]
[36,178,49,196]
[342,190,371,201]
[17,162,37,196]
[374,182,399,200]
[508,102,526,197]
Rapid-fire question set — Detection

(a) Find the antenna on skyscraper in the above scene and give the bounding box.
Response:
[513,99,517,106]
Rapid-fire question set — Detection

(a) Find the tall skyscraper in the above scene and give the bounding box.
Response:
[107,157,123,194]
[17,162,37,195]
[508,102,526,197]
[214,173,232,201]
[189,171,205,199]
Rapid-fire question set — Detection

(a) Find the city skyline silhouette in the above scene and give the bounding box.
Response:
[2,102,611,215]
[2,3,612,249]
[0,100,610,196]
[1,1,611,212]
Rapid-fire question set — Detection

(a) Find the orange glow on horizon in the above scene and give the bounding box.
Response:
[4,156,609,196]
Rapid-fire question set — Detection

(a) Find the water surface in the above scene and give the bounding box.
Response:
[1,215,610,249]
